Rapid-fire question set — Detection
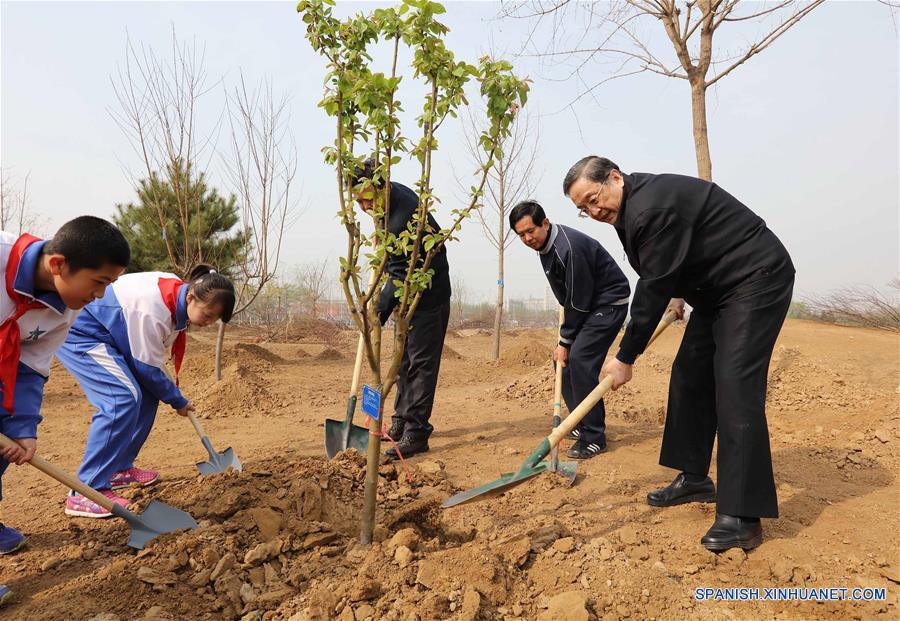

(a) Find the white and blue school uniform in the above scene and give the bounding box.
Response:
[56,272,188,490]
[0,231,80,500]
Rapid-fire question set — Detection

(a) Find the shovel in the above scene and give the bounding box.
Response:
[0,433,197,549]
[324,333,369,459]
[550,307,577,483]
[442,311,676,508]
[186,411,242,475]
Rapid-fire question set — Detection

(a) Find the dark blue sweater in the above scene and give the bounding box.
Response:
[539,223,630,347]
[377,182,451,324]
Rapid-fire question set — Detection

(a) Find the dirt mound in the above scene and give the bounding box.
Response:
[494,365,554,403]
[233,342,286,365]
[274,316,346,348]
[19,453,507,621]
[184,333,216,355]
[316,347,344,361]
[189,344,281,417]
[441,344,462,360]
[455,328,490,338]
[193,364,273,418]
[501,341,553,367]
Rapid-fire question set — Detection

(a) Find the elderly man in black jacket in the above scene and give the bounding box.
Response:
[563,155,795,552]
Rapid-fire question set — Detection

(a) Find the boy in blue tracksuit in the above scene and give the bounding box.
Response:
[56,265,235,518]
[0,217,129,606]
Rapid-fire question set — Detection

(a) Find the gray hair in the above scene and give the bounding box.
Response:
[562,156,620,196]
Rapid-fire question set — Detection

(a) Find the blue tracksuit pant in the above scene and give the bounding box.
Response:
[56,341,159,490]
[560,304,628,445]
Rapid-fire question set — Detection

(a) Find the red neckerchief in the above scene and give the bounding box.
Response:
[1,234,45,414]
[157,277,186,386]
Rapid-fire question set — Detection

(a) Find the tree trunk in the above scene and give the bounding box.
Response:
[359,389,381,544]
[689,78,713,181]
[214,320,225,381]
[492,242,504,361]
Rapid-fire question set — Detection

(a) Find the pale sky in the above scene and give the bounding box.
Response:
[2,1,898,302]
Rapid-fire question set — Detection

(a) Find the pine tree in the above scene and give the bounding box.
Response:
[113,160,245,277]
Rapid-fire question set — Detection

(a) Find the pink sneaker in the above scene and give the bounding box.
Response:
[65,490,130,519]
[110,467,160,489]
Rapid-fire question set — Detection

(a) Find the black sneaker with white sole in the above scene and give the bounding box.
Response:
[567,439,607,459]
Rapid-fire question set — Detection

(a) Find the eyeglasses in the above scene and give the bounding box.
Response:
[576,184,605,218]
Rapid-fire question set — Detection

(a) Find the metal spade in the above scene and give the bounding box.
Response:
[0,433,197,550]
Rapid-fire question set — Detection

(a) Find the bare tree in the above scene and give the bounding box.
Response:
[1,168,44,236]
[805,279,900,332]
[218,74,298,378]
[507,0,825,180]
[457,108,540,358]
[451,273,469,328]
[110,29,221,274]
[296,258,330,318]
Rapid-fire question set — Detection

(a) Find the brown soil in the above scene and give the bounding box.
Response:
[442,344,463,360]
[0,320,897,620]
[501,342,553,367]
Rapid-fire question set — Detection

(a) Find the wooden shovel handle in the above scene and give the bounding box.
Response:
[186,410,207,440]
[0,433,115,512]
[548,311,677,448]
[348,267,380,397]
[553,307,565,417]
[349,334,366,397]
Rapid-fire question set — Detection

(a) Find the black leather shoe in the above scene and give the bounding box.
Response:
[701,514,763,551]
[566,439,607,459]
[386,418,405,441]
[385,434,429,459]
[646,473,716,507]
[567,428,581,442]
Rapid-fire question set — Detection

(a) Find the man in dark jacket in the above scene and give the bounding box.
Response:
[510,200,630,458]
[563,156,795,552]
[352,162,451,458]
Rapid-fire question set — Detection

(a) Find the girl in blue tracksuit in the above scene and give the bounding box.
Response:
[56,265,234,518]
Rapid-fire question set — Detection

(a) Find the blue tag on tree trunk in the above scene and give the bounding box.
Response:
[361,385,381,421]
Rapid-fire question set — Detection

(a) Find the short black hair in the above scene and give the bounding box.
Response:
[562,156,620,196]
[187,264,236,323]
[509,200,547,230]
[346,157,385,190]
[43,216,130,272]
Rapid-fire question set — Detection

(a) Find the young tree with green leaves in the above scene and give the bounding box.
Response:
[298,0,530,543]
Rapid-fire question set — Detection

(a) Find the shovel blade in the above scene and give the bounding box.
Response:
[441,461,551,508]
[196,447,242,476]
[551,460,578,486]
[324,418,369,459]
[113,500,198,550]
[196,436,242,475]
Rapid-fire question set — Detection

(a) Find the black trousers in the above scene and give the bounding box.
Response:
[392,300,451,439]
[661,273,794,518]
[561,304,627,445]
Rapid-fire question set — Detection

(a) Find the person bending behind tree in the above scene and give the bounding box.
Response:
[563,155,795,552]
[350,160,451,459]
[510,200,630,459]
